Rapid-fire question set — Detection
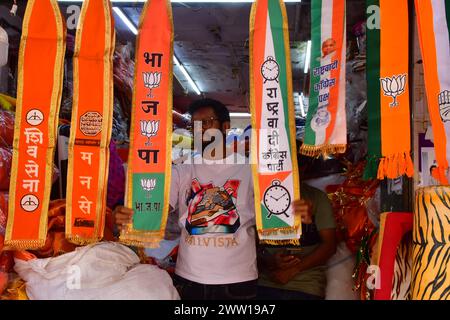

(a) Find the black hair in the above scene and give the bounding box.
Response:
[187,98,231,124]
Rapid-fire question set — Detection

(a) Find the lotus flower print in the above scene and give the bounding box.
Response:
[142,72,162,98]
[380,74,407,107]
[141,178,156,199]
[140,120,160,146]
[438,90,450,122]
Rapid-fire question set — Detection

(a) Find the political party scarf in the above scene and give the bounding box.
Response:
[301,0,346,157]
[66,0,115,245]
[5,0,65,250]
[412,186,450,300]
[414,0,450,185]
[372,212,413,300]
[120,0,173,248]
[364,0,413,180]
[250,0,301,245]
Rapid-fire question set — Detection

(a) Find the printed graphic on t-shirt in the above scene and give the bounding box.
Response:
[185,179,241,235]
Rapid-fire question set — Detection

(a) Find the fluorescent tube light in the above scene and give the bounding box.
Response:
[304,40,311,74]
[230,112,251,118]
[112,7,137,35]
[174,56,201,95]
[298,92,306,117]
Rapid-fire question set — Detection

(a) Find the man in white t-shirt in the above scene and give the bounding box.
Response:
[114,99,311,300]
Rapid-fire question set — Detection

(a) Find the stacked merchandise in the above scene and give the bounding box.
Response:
[0,97,15,296]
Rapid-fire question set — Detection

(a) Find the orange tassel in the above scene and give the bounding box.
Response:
[377,158,386,180]
[405,153,414,178]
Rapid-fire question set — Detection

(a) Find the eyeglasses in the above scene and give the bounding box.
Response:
[189,117,220,129]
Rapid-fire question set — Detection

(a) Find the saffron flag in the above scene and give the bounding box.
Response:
[364,0,413,180]
[66,0,115,245]
[414,0,450,184]
[250,0,301,245]
[301,0,346,157]
[5,0,65,250]
[120,0,173,248]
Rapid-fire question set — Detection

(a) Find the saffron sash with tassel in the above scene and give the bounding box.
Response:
[66,0,115,245]
[364,0,413,180]
[120,0,173,248]
[301,0,346,157]
[250,0,301,245]
[5,0,65,250]
[414,0,450,184]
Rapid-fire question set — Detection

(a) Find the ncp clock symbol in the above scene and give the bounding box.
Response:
[261,56,280,83]
[263,180,291,218]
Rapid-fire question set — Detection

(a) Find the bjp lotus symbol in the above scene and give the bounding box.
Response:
[380,74,407,107]
[141,178,156,199]
[140,120,160,146]
[143,71,162,98]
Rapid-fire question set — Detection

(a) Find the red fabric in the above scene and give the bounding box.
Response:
[327,161,379,253]
[0,148,12,191]
[374,212,413,300]
[0,110,14,148]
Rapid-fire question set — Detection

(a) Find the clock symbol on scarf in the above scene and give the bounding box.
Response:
[263,180,291,218]
[261,56,280,83]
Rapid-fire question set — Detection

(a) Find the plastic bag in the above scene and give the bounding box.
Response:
[0,148,12,191]
[0,110,14,148]
[0,192,7,236]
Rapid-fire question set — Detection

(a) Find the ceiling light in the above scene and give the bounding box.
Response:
[298,92,306,117]
[304,40,311,74]
[112,7,137,34]
[174,55,201,95]
[230,112,251,118]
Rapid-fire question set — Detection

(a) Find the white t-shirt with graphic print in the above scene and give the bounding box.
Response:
[169,154,257,285]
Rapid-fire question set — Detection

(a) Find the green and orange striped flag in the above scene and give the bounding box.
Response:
[250,0,301,245]
[364,0,413,180]
[301,0,346,158]
[414,0,450,185]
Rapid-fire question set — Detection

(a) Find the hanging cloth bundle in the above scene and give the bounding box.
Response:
[250,0,301,245]
[5,0,65,249]
[66,0,115,245]
[301,0,347,158]
[120,0,173,248]
[414,0,450,184]
[364,0,414,180]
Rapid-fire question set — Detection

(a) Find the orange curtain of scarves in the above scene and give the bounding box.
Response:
[66,0,115,245]
[5,0,65,250]
[120,0,173,248]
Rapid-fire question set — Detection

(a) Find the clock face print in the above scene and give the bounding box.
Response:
[263,180,291,218]
[261,56,280,83]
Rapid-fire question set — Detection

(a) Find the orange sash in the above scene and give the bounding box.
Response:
[5,0,65,250]
[66,0,115,245]
[120,0,173,248]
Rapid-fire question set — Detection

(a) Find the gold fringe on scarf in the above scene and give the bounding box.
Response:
[299,143,347,158]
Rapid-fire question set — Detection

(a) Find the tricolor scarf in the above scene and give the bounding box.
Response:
[250,0,301,245]
[120,0,173,248]
[66,0,115,245]
[5,0,65,250]
[364,0,414,180]
[414,0,450,185]
[301,0,346,157]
